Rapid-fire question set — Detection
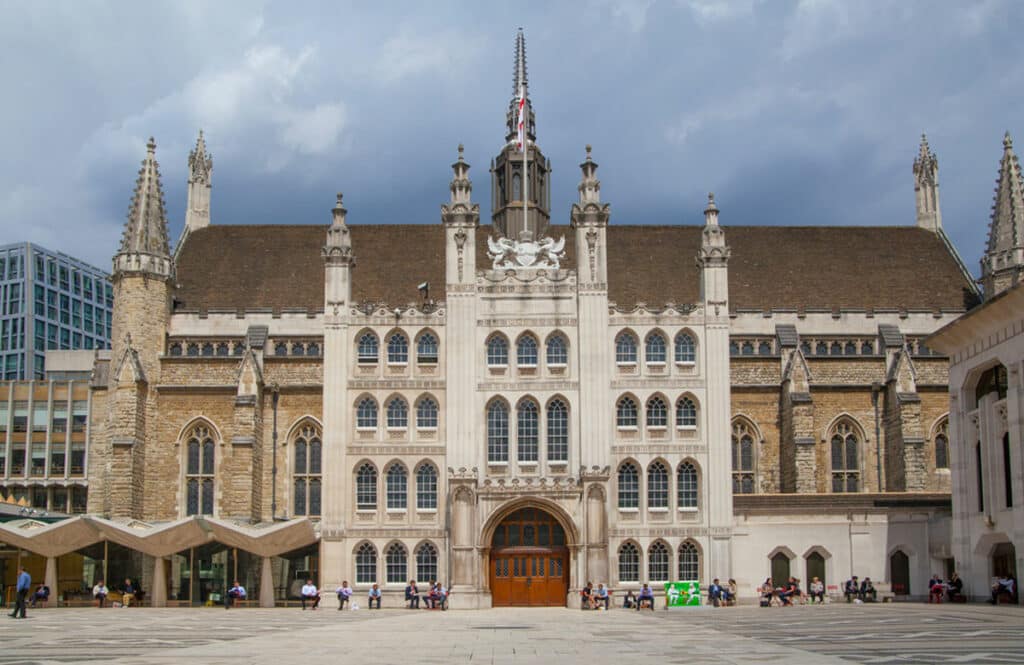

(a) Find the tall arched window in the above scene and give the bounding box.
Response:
[356,463,377,510]
[678,542,699,581]
[293,423,322,517]
[416,542,438,582]
[830,420,860,493]
[487,335,508,367]
[356,542,377,584]
[416,463,437,510]
[645,332,667,364]
[416,332,438,364]
[357,332,378,364]
[647,461,669,509]
[512,172,522,200]
[618,462,639,509]
[185,424,215,516]
[646,396,667,428]
[617,396,638,428]
[517,399,539,462]
[356,397,378,430]
[386,542,408,584]
[487,401,509,463]
[517,334,538,367]
[615,332,638,364]
[416,396,438,430]
[618,542,639,582]
[386,397,408,429]
[731,420,756,494]
[387,332,408,364]
[676,396,697,429]
[546,334,568,366]
[648,541,669,582]
[675,332,696,364]
[386,463,408,510]
[677,461,698,509]
[934,419,949,470]
[547,399,568,462]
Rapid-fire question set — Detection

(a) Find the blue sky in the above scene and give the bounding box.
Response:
[1,0,1021,276]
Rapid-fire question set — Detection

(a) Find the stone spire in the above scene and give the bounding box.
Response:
[184,129,213,232]
[323,193,355,311]
[698,193,730,308]
[114,137,172,279]
[323,193,354,266]
[576,145,602,206]
[982,131,1024,298]
[443,144,480,284]
[448,144,474,207]
[913,134,942,232]
[571,145,610,284]
[505,28,536,146]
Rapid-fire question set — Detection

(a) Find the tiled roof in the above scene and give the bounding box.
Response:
[172,223,978,314]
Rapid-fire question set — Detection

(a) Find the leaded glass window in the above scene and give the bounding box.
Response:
[517,334,538,367]
[615,332,637,364]
[487,335,508,367]
[386,542,407,583]
[678,542,699,581]
[618,462,639,509]
[830,421,860,493]
[646,332,667,364]
[356,543,377,584]
[935,420,949,470]
[546,334,568,366]
[487,401,509,463]
[618,542,639,582]
[732,420,755,494]
[648,541,669,581]
[517,399,539,462]
[293,424,322,517]
[647,461,669,509]
[678,462,698,509]
[358,333,378,364]
[416,542,438,582]
[356,463,377,510]
[675,332,696,363]
[386,397,408,429]
[386,463,408,510]
[416,397,438,430]
[356,398,378,430]
[676,396,697,429]
[387,333,408,364]
[547,399,568,462]
[185,425,215,516]
[646,396,667,428]
[416,463,437,510]
[617,396,638,428]
[417,332,438,364]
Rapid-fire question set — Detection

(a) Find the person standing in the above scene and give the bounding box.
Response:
[300,580,320,610]
[336,581,353,610]
[9,566,30,619]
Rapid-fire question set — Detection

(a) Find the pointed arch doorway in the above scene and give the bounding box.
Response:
[489,507,569,607]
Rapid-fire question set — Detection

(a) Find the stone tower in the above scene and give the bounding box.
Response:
[913,134,942,232]
[982,132,1024,299]
[90,138,173,518]
[490,29,551,241]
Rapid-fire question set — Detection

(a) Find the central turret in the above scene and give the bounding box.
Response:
[491,28,551,241]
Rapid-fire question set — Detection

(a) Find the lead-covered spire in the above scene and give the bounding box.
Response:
[506,28,536,145]
[982,131,1024,298]
[114,137,172,279]
[513,27,528,99]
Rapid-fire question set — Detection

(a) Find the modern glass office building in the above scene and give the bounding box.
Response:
[0,243,112,380]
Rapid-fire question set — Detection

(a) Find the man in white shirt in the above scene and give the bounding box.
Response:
[367,583,382,609]
[226,580,246,609]
[301,580,320,610]
[92,580,109,608]
[336,581,353,610]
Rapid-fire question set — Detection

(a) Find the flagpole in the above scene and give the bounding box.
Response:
[522,87,528,239]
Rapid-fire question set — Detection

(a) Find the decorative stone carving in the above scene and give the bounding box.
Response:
[488,234,566,269]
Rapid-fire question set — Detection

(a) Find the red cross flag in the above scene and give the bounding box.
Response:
[517,85,526,150]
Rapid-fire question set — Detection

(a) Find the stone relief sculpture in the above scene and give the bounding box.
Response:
[488,234,566,269]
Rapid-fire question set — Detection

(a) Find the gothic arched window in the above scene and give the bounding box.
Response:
[416,542,438,582]
[615,332,638,364]
[356,398,378,430]
[617,396,638,428]
[487,335,508,367]
[357,332,378,364]
[547,399,568,462]
[618,462,639,509]
[831,420,860,492]
[386,542,408,584]
[356,542,377,584]
[512,172,522,200]
[185,424,215,516]
[648,541,669,581]
[645,332,667,364]
[646,396,667,428]
[416,462,438,510]
[647,461,669,509]
[416,396,438,430]
[487,401,509,463]
[676,396,697,429]
[618,542,639,582]
[675,332,696,364]
[356,463,377,510]
[546,334,568,366]
[416,332,438,364]
[386,463,408,510]
[678,461,698,509]
[293,423,322,517]
[678,542,699,581]
[517,334,538,367]
[517,399,539,462]
[731,419,756,494]
[935,420,949,470]
[386,397,408,430]
[387,332,408,364]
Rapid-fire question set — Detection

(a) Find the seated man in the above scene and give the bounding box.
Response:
[726,579,738,606]
[808,576,825,604]
[120,578,136,607]
[300,580,320,610]
[405,580,420,609]
[844,576,860,602]
[777,577,796,606]
[860,577,877,602]
[30,584,50,607]
[225,580,246,609]
[989,576,1016,604]
[336,581,353,610]
[637,583,655,611]
[946,573,964,601]
[594,583,610,610]
[708,578,724,607]
[928,574,945,603]
[758,578,775,607]
[367,583,382,609]
[622,590,637,609]
[92,580,109,608]
[437,582,449,609]
[580,581,593,609]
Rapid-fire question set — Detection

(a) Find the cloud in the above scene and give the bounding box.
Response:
[684,0,759,25]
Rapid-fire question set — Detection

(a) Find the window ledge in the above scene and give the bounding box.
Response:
[518,363,538,369]
[385,427,408,433]
[675,361,696,367]
[487,461,509,467]
[416,508,438,514]
[356,427,377,432]
[385,508,407,514]
[547,363,567,369]
[676,425,698,431]
[387,362,409,367]
[678,507,699,513]
[615,361,637,367]
[618,507,639,513]
[518,461,538,467]
[356,508,377,513]
[357,360,378,365]
[416,427,438,433]
[547,460,569,466]
[617,426,639,432]
[647,425,667,431]
[487,364,509,370]
[648,507,669,513]
[646,361,666,367]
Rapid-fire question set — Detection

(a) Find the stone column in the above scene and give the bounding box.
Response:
[151,556,167,607]
[44,556,57,605]
[260,556,275,607]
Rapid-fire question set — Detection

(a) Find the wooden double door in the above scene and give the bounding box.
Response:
[489,507,569,607]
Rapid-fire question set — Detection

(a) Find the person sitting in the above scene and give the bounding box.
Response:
[928,574,945,603]
[622,590,637,609]
[844,576,860,602]
[946,572,964,602]
[120,578,136,607]
[93,580,109,608]
[336,581,353,610]
[758,578,775,607]
[637,583,655,611]
[809,576,825,604]
[30,584,50,607]
[225,580,246,609]
[989,575,1016,604]
[709,578,725,607]
[300,580,320,610]
[437,582,449,609]
[425,582,441,609]
[790,578,804,605]
[777,577,796,606]
[580,581,593,609]
[860,577,877,602]
[727,579,738,606]
[367,583,382,609]
[594,583,610,610]
[405,580,420,609]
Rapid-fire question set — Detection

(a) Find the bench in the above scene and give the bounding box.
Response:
[875,582,895,603]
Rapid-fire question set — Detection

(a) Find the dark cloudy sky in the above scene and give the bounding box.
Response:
[2,0,1020,276]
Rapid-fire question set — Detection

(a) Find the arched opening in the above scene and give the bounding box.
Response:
[488,507,568,607]
[806,551,826,587]
[992,542,1017,580]
[890,550,910,595]
[770,551,791,586]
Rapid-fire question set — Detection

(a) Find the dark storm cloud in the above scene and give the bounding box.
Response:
[0,0,1020,276]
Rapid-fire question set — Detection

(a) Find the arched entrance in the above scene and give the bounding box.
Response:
[489,507,568,607]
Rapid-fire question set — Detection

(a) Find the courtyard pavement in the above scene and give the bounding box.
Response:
[0,602,1022,664]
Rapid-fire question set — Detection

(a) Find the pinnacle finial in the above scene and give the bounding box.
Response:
[146,137,156,153]
[1004,131,1014,150]
[458,143,465,159]
[335,192,344,208]
[585,144,592,159]
[706,192,717,210]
